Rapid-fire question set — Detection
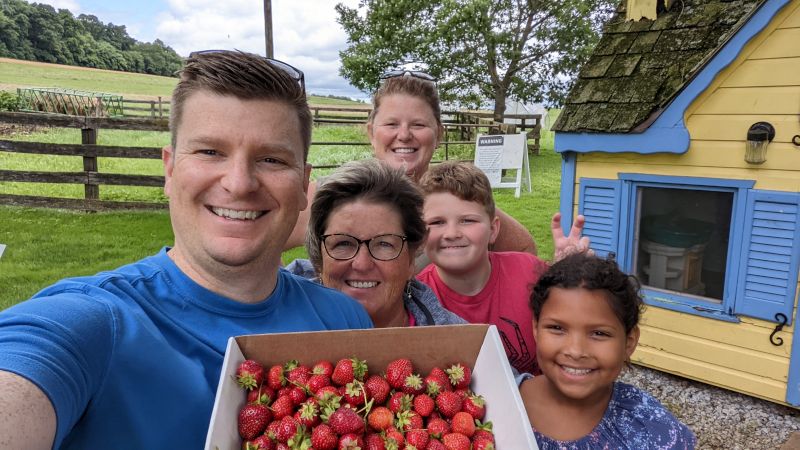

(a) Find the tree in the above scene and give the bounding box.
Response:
[336,0,615,120]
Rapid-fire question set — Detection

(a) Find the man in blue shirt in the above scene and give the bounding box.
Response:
[0,50,372,449]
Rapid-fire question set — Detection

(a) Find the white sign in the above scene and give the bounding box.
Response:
[0,244,5,259]
[474,132,532,198]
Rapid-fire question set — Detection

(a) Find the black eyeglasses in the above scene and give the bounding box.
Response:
[379,70,437,82]
[189,50,305,91]
[321,233,407,261]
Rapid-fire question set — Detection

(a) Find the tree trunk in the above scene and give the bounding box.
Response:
[492,88,506,134]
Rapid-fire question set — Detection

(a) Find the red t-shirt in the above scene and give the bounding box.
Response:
[417,251,548,374]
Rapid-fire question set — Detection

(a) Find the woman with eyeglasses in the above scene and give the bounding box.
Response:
[286,159,465,327]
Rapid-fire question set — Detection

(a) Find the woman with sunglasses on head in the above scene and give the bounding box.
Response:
[287,72,590,264]
[286,159,465,327]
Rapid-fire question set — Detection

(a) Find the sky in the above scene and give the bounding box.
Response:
[33,0,366,100]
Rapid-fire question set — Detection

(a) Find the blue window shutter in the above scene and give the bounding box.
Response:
[733,190,800,325]
[578,178,621,258]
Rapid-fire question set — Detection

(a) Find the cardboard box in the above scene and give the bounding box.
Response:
[205,324,538,449]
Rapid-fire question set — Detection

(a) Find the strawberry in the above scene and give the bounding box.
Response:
[406,428,430,449]
[434,391,462,418]
[267,365,286,390]
[342,381,367,407]
[365,433,387,450]
[413,394,435,417]
[395,409,423,431]
[328,406,365,435]
[473,427,494,443]
[308,374,331,394]
[385,358,414,389]
[462,394,486,420]
[315,385,341,402]
[426,438,447,450]
[310,424,337,450]
[238,403,272,440]
[287,386,307,405]
[285,361,311,385]
[387,392,412,413]
[385,427,405,448]
[270,395,295,420]
[450,411,475,438]
[441,432,471,450]
[275,416,300,444]
[445,363,471,390]
[332,357,368,386]
[295,399,320,428]
[247,385,275,405]
[364,374,391,404]
[244,434,276,450]
[426,417,450,438]
[313,360,334,377]
[367,406,394,432]
[402,373,425,395]
[427,367,450,386]
[265,419,281,440]
[472,437,495,450]
[338,433,364,450]
[237,360,266,391]
[423,375,447,397]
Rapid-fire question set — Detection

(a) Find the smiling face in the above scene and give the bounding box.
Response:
[319,200,415,327]
[532,287,639,407]
[163,91,311,293]
[367,94,442,182]
[423,192,498,277]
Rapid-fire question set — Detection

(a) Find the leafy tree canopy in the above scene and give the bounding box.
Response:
[336,0,614,117]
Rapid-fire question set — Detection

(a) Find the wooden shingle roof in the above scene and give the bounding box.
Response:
[552,0,764,133]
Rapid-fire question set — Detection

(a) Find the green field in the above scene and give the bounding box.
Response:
[0,60,560,310]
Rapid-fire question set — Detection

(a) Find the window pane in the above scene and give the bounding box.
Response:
[633,187,733,303]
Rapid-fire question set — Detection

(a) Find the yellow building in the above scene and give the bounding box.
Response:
[553,0,800,406]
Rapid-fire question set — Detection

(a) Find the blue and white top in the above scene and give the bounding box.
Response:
[532,381,696,450]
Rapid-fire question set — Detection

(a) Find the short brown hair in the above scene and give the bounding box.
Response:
[419,161,496,219]
[368,76,442,126]
[306,159,427,273]
[170,50,312,160]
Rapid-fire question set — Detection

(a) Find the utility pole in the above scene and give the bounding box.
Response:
[264,0,274,58]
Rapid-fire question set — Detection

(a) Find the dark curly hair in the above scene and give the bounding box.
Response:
[530,253,644,334]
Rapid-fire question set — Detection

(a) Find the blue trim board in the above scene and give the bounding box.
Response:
[554,0,791,155]
[787,302,800,406]
[559,152,577,236]
[641,289,740,323]
[618,173,755,189]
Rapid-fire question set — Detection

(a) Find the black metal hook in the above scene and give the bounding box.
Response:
[769,313,788,346]
[793,135,800,146]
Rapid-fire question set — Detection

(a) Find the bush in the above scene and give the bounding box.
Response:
[0,91,21,111]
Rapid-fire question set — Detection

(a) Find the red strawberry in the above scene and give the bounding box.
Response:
[275,416,300,443]
[428,367,450,386]
[367,406,394,432]
[328,406,365,435]
[387,392,412,413]
[285,361,311,385]
[396,409,423,431]
[342,381,366,407]
[445,363,471,390]
[265,419,281,440]
[435,391,462,418]
[267,365,286,390]
[238,403,272,440]
[462,394,486,420]
[473,427,494,443]
[364,433,387,450]
[413,393,435,417]
[338,433,364,450]
[287,386,307,405]
[270,395,294,420]
[406,428,430,449]
[402,373,425,395]
[310,424,337,450]
[295,399,320,428]
[450,411,475,437]
[426,438,447,450]
[313,360,334,377]
[364,374,391,404]
[472,437,495,450]
[308,374,331,394]
[424,375,448,397]
[332,358,368,386]
[426,417,450,438]
[247,385,275,405]
[441,432,471,450]
[237,360,265,391]
[386,358,414,389]
[244,434,276,450]
[315,385,341,401]
[385,427,404,448]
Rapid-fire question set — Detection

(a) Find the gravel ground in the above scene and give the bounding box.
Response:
[620,365,800,449]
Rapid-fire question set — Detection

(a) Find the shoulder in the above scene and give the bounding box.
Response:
[405,280,466,326]
[607,382,697,449]
[277,270,373,326]
[283,258,317,280]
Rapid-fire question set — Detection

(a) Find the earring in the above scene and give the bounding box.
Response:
[405,280,413,302]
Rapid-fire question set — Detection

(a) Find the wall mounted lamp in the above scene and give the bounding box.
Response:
[744,121,775,165]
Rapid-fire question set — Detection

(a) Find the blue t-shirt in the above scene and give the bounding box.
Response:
[0,248,372,449]
[533,381,696,450]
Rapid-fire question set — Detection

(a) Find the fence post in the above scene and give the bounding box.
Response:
[158,96,163,119]
[150,100,156,118]
[82,126,99,201]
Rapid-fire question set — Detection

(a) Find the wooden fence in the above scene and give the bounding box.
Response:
[0,108,541,211]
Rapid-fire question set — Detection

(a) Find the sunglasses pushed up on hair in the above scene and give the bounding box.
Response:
[379,69,437,82]
[189,50,305,91]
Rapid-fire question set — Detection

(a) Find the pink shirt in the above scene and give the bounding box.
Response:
[417,252,548,374]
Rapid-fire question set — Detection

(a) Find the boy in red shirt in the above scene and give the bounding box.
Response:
[417,161,549,374]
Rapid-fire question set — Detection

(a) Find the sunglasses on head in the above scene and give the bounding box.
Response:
[379,69,437,82]
[189,50,305,91]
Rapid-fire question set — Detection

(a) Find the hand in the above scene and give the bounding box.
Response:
[551,212,593,262]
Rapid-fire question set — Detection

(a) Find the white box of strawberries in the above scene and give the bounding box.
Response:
[205,324,538,449]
